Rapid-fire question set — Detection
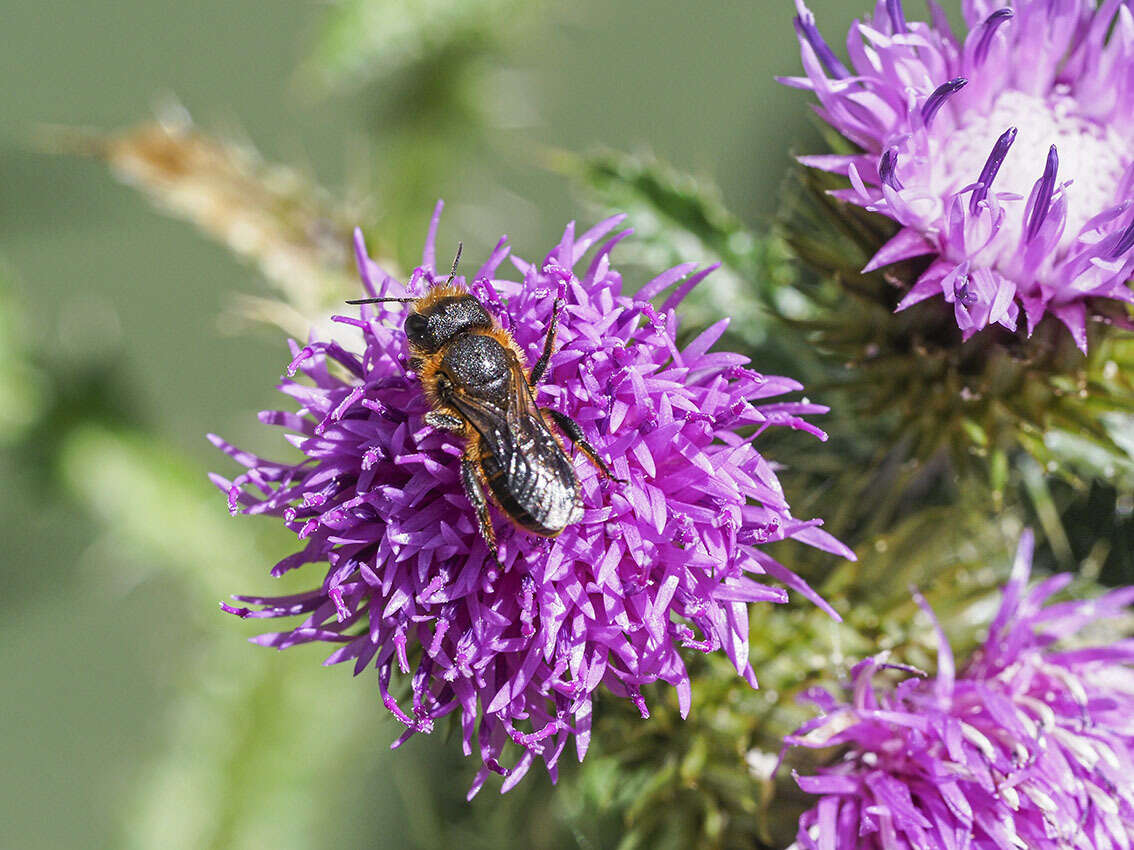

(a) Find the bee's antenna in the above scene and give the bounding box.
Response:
[346,242,463,305]
[446,242,463,285]
[345,296,418,305]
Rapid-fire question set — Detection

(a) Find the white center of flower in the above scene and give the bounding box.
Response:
[936,88,1132,254]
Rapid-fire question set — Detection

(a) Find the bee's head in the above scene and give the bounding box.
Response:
[346,243,491,353]
[405,294,492,353]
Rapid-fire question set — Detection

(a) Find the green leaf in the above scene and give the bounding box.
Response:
[302,0,535,95]
[564,148,786,348]
[0,270,47,446]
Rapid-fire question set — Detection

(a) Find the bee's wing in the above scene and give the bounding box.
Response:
[448,361,581,529]
[446,360,546,462]
[446,382,519,461]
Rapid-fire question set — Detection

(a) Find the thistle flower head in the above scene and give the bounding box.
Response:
[786,0,1134,350]
[212,202,851,794]
[788,531,1134,849]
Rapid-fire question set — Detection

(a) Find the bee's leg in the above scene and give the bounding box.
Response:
[460,456,500,561]
[425,411,464,431]
[529,299,564,386]
[542,408,628,484]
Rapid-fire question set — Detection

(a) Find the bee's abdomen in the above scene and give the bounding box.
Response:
[480,437,583,536]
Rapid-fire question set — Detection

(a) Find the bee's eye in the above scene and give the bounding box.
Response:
[405,313,428,342]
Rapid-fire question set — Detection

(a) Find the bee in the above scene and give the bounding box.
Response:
[348,245,623,559]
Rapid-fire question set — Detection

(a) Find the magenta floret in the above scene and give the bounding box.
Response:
[784,0,1134,350]
[212,201,851,794]
[788,531,1134,849]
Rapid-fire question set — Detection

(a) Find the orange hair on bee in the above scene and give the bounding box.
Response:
[416,355,444,409]
[411,283,468,313]
[415,349,475,441]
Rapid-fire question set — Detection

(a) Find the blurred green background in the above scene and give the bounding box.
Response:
[0,1,867,847]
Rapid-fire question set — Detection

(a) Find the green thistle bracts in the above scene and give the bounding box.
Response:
[779,163,1134,494]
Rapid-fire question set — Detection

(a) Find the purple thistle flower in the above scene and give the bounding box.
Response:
[787,531,1134,849]
[784,0,1134,351]
[211,201,851,795]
